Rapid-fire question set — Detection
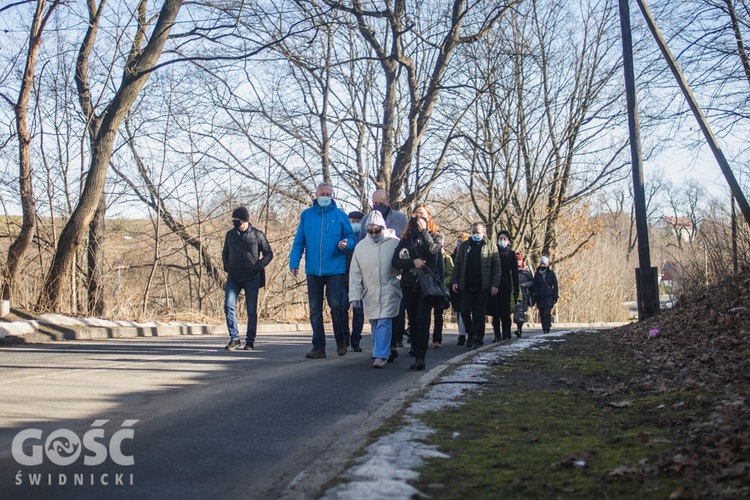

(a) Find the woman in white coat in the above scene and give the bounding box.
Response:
[348,211,402,368]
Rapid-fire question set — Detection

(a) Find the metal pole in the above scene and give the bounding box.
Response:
[619,0,660,320]
[635,0,750,228]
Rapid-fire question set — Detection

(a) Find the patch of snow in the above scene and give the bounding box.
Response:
[0,321,39,338]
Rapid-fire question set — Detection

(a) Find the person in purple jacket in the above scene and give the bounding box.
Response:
[289,182,356,359]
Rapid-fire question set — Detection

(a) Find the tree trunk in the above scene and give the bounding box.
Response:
[725,0,750,88]
[86,195,106,315]
[3,0,60,302]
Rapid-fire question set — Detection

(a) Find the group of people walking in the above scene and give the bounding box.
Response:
[221,183,559,371]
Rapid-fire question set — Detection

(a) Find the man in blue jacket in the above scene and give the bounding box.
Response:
[290,182,356,358]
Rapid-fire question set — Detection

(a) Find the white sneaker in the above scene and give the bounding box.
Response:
[372,358,386,369]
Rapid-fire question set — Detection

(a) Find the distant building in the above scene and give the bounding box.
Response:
[654,216,695,244]
[660,261,679,290]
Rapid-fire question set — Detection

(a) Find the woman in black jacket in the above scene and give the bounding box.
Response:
[488,230,519,342]
[534,256,559,334]
[392,205,443,370]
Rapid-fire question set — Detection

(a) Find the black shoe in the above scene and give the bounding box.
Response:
[472,341,484,349]
[306,348,326,358]
[243,342,254,350]
[492,336,500,343]
[345,339,351,347]
[225,340,241,350]
[396,341,404,347]
[466,336,475,349]
[515,330,522,338]
[409,358,426,371]
[388,348,399,363]
[457,336,466,346]
[408,349,415,357]
[351,345,362,352]
[336,342,348,356]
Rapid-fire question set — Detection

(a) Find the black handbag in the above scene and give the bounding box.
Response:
[418,267,451,310]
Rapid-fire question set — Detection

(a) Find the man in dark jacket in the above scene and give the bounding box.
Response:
[534,256,559,334]
[451,222,501,349]
[489,229,520,342]
[344,211,365,351]
[222,207,274,350]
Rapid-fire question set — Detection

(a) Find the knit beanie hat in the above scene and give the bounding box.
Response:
[368,210,386,228]
[232,207,250,222]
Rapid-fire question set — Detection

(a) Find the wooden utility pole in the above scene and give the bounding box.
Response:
[619,0,660,320]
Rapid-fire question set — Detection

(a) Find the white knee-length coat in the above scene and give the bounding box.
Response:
[348,232,402,320]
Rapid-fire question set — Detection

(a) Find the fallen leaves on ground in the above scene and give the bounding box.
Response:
[611,273,750,497]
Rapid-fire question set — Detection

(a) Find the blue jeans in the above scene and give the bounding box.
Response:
[225,276,260,342]
[370,318,393,360]
[307,274,347,351]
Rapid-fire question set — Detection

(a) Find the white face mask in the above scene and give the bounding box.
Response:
[498,240,509,248]
[317,197,332,208]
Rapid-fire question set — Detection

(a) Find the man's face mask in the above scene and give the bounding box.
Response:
[351,222,361,233]
[318,196,332,208]
[373,203,388,215]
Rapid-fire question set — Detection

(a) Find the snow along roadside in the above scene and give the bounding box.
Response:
[321,331,571,499]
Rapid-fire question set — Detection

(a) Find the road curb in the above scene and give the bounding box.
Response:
[0,316,627,344]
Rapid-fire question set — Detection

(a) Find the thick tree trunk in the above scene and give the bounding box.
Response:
[3,0,60,302]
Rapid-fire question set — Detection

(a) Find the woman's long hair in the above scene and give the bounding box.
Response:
[402,204,438,239]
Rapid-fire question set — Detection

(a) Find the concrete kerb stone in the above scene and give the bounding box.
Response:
[0,315,627,343]
[0,315,227,341]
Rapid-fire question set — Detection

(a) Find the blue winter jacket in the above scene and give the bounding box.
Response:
[289,199,356,276]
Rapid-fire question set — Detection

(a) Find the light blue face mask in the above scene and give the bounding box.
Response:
[372,233,384,243]
[471,234,483,242]
[351,223,361,233]
[317,197,332,208]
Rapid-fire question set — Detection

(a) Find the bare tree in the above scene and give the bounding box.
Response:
[37,0,183,311]
[441,0,629,262]
[1,0,61,303]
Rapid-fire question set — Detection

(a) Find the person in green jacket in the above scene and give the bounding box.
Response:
[451,222,501,349]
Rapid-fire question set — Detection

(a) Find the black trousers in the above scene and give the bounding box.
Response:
[539,306,553,333]
[433,306,443,344]
[460,288,490,344]
[491,292,513,340]
[392,296,407,347]
[403,286,433,359]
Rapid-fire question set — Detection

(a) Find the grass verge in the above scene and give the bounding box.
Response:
[413,332,705,498]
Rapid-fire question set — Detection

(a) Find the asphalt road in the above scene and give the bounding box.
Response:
[0,330,468,500]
